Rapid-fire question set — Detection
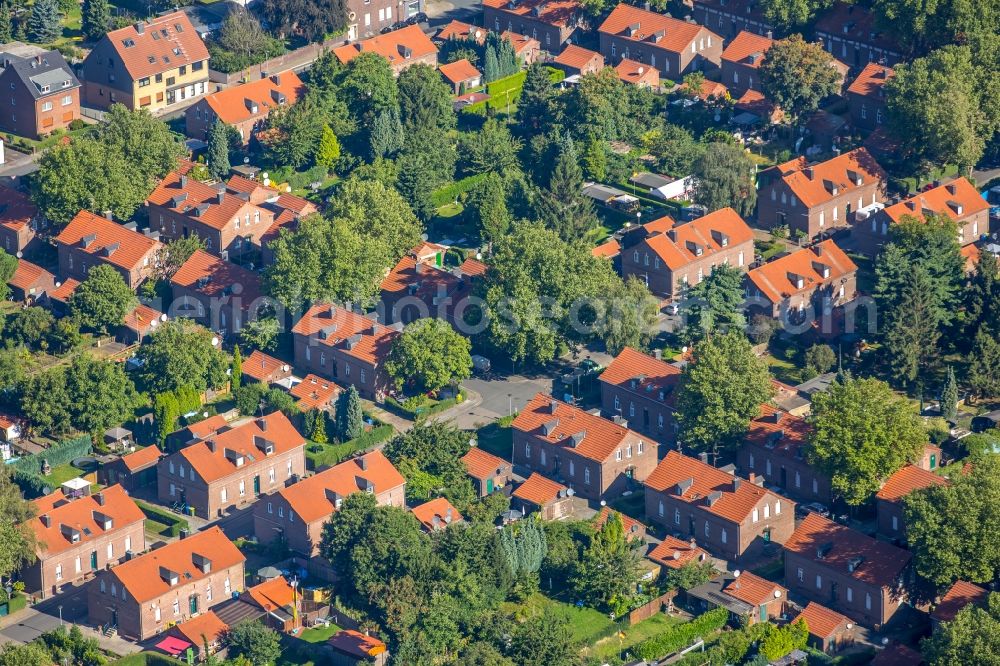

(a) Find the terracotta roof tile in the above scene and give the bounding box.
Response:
[883,178,989,226]
[961,243,981,272]
[120,445,162,472]
[598,4,719,54]
[794,601,852,638]
[645,450,788,524]
[599,347,681,405]
[411,497,463,530]
[513,393,654,464]
[29,485,145,556]
[483,0,582,27]
[328,630,387,658]
[0,184,36,234]
[735,88,782,121]
[439,58,481,84]
[744,404,811,458]
[291,304,398,366]
[766,147,886,210]
[641,207,754,271]
[174,611,228,646]
[246,575,296,612]
[685,79,729,101]
[289,374,341,411]
[747,239,857,304]
[721,31,773,66]
[278,451,406,523]
[513,472,568,506]
[170,249,264,305]
[110,526,244,604]
[334,25,438,67]
[459,257,487,277]
[870,643,923,666]
[49,278,80,303]
[595,506,645,540]
[148,172,269,232]
[876,465,947,502]
[723,571,786,606]
[554,44,604,71]
[847,62,894,98]
[614,58,659,86]
[931,580,988,623]
[501,31,539,55]
[461,447,509,479]
[123,303,165,336]
[8,259,53,292]
[242,350,289,384]
[380,250,462,300]
[99,11,209,81]
[436,20,486,43]
[784,513,911,589]
[648,535,709,569]
[201,71,305,126]
[814,2,900,53]
[54,210,161,274]
[184,414,228,440]
[592,238,621,258]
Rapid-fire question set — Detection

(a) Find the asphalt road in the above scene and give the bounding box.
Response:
[0,585,88,645]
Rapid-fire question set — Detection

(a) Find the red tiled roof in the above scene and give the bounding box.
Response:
[592,238,621,258]
[29,485,145,556]
[242,350,288,384]
[54,210,161,274]
[111,526,244,604]
[411,497,463,530]
[436,20,486,43]
[291,304,399,366]
[553,44,604,71]
[723,571,786,606]
[483,0,582,27]
[847,62,894,98]
[686,79,729,101]
[767,148,886,209]
[148,172,266,232]
[876,464,947,502]
[784,513,911,589]
[599,347,681,404]
[184,414,228,440]
[122,303,165,336]
[747,239,857,304]
[459,257,487,277]
[170,249,263,305]
[744,404,811,457]
[334,25,438,67]
[883,178,989,225]
[961,243,981,272]
[513,393,652,464]
[501,31,539,55]
[176,411,305,484]
[0,184,36,234]
[202,72,305,125]
[513,472,568,506]
[641,207,754,271]
[247,575,296,612]
[328,630,387,658]
[278,451,405,523]
[721,30,772,66]
[735,88,782,121]
[598,4,719,54]
[615,58,659,86]
[8,259,53,292]
[439,58,481,85]
[643,215,676,234]
[870,643,924,666]
[645,450,787,524]
[461,446,509,479]
[931,580,988,623]
[174,611,228,647]
[794,601,852,639]
[289,374,341,411]
[99,11,209,81]
[49,278,80,303]
[814,2,900,53]
[380,252,461,300]
[595,506,645,540]
[647,535,709,569]
[120,445,162,472]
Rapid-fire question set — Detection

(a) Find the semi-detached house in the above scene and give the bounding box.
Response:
[720,31,772,95]
[54,210,162,290]
[185,72,306,143]
[745,239,858,320]
[483,0,583,52]
[169,249,266,337]
[598,346,681,444]
[874,465,947,544]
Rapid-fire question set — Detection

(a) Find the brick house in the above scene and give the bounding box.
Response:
[598,346,681,443]
[378,242,482,326]
[691,0,774,40]
[846,63,893,131]
[347,0,421,42]
[552,45,605,76]
[614,59,660,87]
[80,12,210,113]
[784,513,911,627]
[483,0,583,53]
[291,304,400,401]
[756,147,887,240]
[289,374,341,413]
[461,446,513,497]
[164,414,229,453]
[169,249,266,337]
[512,393,660,500]
[333,25,438,76]
[119,303,166,344]
[54,211,162,290]
[721,31,772,95]
[438,59,482,94]
[814,2,902,70]
[411,497,464,532]
[930,581,988,627]
[645,450,795,561]
[7,259,56,304]
[598,4,723,78]
[146,172,276,260]
[874,465,947,544]
[745,239,858,320]
[620,207,755,300]
[0,185,39,255]
[503,31,542,64]
[21,485,145,599]
[646,535,711,573]
[736,404,834,504]
[98,446,162,493]
[185,72,306,143]
[241,350,293,386]
[253,451,405,556]
[0,48,80,139]
[853,177,989,255]
[793,602,856,653]
[512,472,573,520]
[87,526,245,640]
[435,20,487,43]
[157,411,307,519]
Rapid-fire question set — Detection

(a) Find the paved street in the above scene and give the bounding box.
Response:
[426,0,482,26]
[0,585,88,645]
[436,373,555,429]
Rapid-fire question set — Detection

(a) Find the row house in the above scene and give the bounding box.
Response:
[98,446,162,493]
[378,242,482,326]
[146,172,276,260]
[346,0,421,42]
[185,72,306,143]
[81,12,210,113]
[7,259,55,304]
[333,25,438,76]
[461,446,513,497]
[552,44,605,77]
[164,414,229,454]
[598,346,681,443]
[292,304,400,401]
[720,30,772,95]
[745,239,858,320]
[254,451,405,556]
[411,497,464,532]
[846,63,893,132]
[228,175,317,264]
[169,249,266,337]
[157,411,307,519]
[621,207,755,300]
[0,185,39,255]
[512,393,660,500]
[784,513,911,627]
[54,211,162,290]
[87,526,245,640]
[689,571,788,624]
[691,0,774,40]
[645,450,795,561]
[814,2,902,70]
[756,147,887,241]
[874,465,947,545]
[736,404,833,504]
[598,4,723,78]
[483,0,584,53]
[853,177,989,255]
[0,48,80,139]
[503,31,542,64]
[21,485,145,599]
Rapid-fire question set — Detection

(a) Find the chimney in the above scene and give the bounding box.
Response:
[206,439,216,453]
[653,349,662,360]
[103,210,113,220]
[257,417,268,431]
[548,400,558,414]
[135,22,145,34]
[946,182,957,195]
[733,477,742,491]
[748,472,756,484]
[444,507,453,524]
[40,514,50,527]
[432,514,441,529]
[814,244,823,256]
[94,491,106,506]
[357,455,368,471]
[270,74,281,85]
[804,167,814,180]
[698,452,709,464]
[180,175,188,188]
[216,190,225,205]
[667,229,678,242]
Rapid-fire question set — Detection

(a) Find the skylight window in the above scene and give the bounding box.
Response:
[152,32,161,40]
[173,47,181,56]
[122,39,135,48]
[175,23,184,32]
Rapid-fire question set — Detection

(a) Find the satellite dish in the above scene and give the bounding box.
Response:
[600,499,606,506]
[733,569,741,577]
[773,589,781,598]
[15,251,22,258]
[211,336,220,346]
[566,488,575,497]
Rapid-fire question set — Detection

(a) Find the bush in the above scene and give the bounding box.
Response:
[69,119,86,131]
[136,500,189,537]
[10,435,92,476]
[430,173,489,207]
[634,608,729,661]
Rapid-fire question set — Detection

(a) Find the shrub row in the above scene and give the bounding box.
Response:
[633,607,729,661]
[135,500,190,537]
[10,435,92,476]
[431,174,489,207]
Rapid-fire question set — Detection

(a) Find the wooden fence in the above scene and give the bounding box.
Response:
[628,590,677,625]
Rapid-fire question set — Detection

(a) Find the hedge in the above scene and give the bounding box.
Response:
[12,470,50,498]
[430,174,489,207]
[7,593,26,614]
[306,424,395,470]
[634,607,729,661]
[10,435,92,476]
[135,500,190,538]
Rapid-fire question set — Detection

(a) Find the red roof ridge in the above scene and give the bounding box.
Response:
[875,464,947,502]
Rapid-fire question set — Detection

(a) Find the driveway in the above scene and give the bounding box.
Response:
[0,584,88,644]
[436,373,555,429]
[426,0,482,26]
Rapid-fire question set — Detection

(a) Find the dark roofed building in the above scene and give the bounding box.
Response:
[0,48,80,139]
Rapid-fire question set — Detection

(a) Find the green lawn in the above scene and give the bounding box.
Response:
[297,622,343,643]
[589,613,686,662]
[476,422,513,460]
[111,654,185,666]
[43,463,90,487]
[505,593,614,644]
[765,354,803,385]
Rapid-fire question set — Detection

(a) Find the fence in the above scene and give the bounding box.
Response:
[207,37,347,86]
[628,590,677,625]
[10,434,92,476]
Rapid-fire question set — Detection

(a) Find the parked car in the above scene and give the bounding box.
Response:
[471,355,491,373]
[797,502,830,518]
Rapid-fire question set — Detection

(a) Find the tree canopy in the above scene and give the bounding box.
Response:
[693,143,757,217]
[386,318,473,394]
[69,266,136,334]
[134,319,228,394]
[759,35,842,119]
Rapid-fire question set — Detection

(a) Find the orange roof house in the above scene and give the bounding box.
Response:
[721,30,772,93]
[553,44,605,76]
[27,485,145,562]
[241,350,292,386]
[597,4,723,76]
[185,71,305,143]
[0,184,39,255]
[872,178,990,252]
[169,249,265,332]
[170,611,228,659]
[120,303,166,343]
[598,346,682,442]
[793,601,855,653]
[54,210,162,290]
[244,575,300,631]
[328,630,387,661]
[847,63,894,99]
[512,472,573,520]
[746,239,858,318]
[411,497,464,531]
[931,580,988,625]
[438,58,483,93]
[334,25,438,74]
[615,58,659,87]
[502,31,541,64]
[592,238,621,259]
[97,446,163,492]
[482,0,583,49]
[647,535,710,570]
[595,506,646,541]
[435,20,486,44]
[461,446,513,497]
[289,374,341,412]
[875,464,947,541]
[7,259,55,303]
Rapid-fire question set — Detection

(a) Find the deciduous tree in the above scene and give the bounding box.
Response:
[923,593,1000,666]
[574,513,641,615]
[759,35,841,120]
[65,354,140,438]
[693,143,757,217]
[135,319,228,394]
[225,620,281,666]
[259,0,348,42]
[315,125,340,172]
[69,265,136,334]
[386,319,472,393]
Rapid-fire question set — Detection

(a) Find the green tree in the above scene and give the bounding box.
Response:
[883,266,943,384]
[396,132,456,221]
[154,236,206,280]
[676,331,774,461]
[315,125,341,172]
[0,466,37,582]
[206,120,232,180]
[598,276,659,355]
[386,318,472,393]
[81,0,111,41]
[233,382,266,417]
[225,620,281,666]
[0,641,51,666]
[664,560,716,591]
[461,118,523,177]
[574,513,641,615]
[65,354,140,438]
[5,307,55,350]
[19,368,72,436]
[214,8,283,70]
[644,123,704,177]
[923,593,1000,666]
[259,0,348,42]
[154,391,181,443]
[328,178,423,260]
[759,0,831,27]
[966,250,1000,340]
[940,366,958,422]
[683,264,746,343]
[398,63,456,134]
[69,265,136,334]
[0,249,17,302]
[968,329,1000,399]
[538,133,598,241]
[759,35,842,120]
[369,107,404,159]
[385,422,477,507]
[135,319,228,394]
[98,104,184,183]
[483,47,499,83]
[693,144,757,217]
[807,377,926,505]
[508,611,580,666]
[231,345,243,392]
[28,0,60,43]
[258,98,325,169]
[335,385,363,441]
[466,172,511,243]
[0,3,12,45]
[517,63,557,134]
[319,491,378,565]
[582,136,607,182]
[239,317,280,353]
[340,51,398,123]
[803,343,836,377]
